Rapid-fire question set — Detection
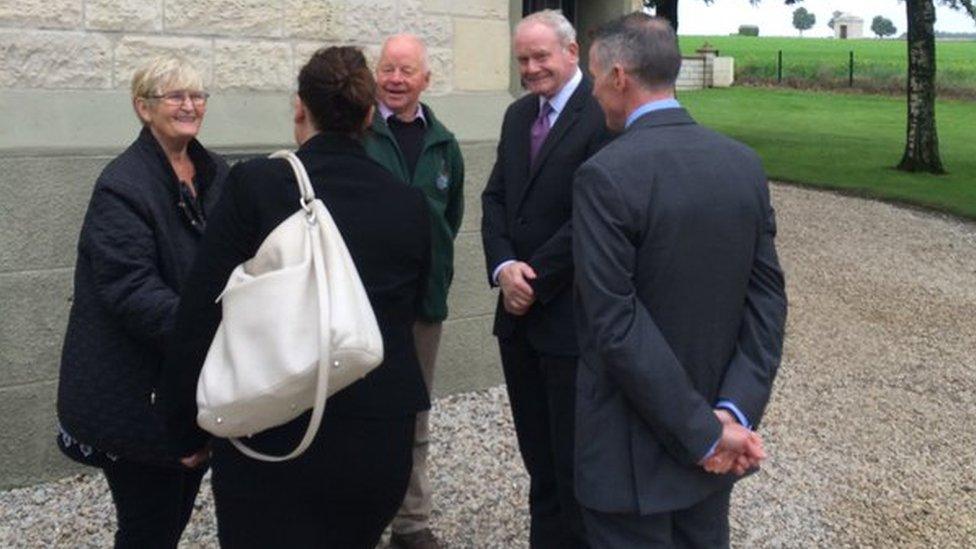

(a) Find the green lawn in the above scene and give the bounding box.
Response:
[678,87,976,219]
[680,35,976,96]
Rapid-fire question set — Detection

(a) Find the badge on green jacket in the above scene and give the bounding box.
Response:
[436,158,450,191]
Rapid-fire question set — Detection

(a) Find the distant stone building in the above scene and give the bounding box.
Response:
[0,0,646,489]
[834,13,864,39]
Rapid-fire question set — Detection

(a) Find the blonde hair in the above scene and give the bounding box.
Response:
[130,54,204,101]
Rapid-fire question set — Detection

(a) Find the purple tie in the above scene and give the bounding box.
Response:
[530,101,552,166]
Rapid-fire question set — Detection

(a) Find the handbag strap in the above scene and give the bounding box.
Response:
[270,149,317,215]
[229,150,332,462]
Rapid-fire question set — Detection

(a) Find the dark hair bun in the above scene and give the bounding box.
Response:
[297,46,376,135]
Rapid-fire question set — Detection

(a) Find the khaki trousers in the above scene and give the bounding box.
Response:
[391,321,442,534]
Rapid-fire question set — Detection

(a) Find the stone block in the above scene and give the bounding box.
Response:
[424,94,509,142]
[114,36,212,89]
[178,92,296,147]
[339,0,398,44]
[713,57,735,87]
[282,0,344,41]
[427,47,453,95]
[165,0,281,37]
[0,0,82,30]
[214,40,293,91]
[421,0,508,19]
[453,18,510,91]
[85,0,161,32]
[448,232,496,320]
[0,270,73,386]
[434,315,502,397]
[284,0,397,43]
[457,141,495,233]
[398,1,453,49]
[419,0,452,13]
[0,381,85,490]
[0,30,112,89]
[0,155,106,272]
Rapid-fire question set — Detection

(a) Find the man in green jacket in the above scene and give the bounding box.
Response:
[363,34,464,549]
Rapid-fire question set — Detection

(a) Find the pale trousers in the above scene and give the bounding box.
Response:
[391,320,443,534]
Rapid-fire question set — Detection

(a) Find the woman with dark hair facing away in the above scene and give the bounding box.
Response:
[56,54,227,548]
[156,46,432,547]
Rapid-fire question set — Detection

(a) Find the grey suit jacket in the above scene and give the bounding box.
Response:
[572,108,787,514]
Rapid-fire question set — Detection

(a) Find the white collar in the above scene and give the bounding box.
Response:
[378,101,426,125]
[540,66,583,115]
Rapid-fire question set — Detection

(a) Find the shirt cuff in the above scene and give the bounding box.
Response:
[491,259,516,286]
[716,400,751,430]
[699,437,720,463]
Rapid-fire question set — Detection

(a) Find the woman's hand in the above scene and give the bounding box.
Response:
[179,445,211,469]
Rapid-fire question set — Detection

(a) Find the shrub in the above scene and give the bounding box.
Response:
[738,25,760,37]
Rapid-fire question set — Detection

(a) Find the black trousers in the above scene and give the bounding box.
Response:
[499,331,588,549]
[582,487,733,549]
[101,459,206,549]
[212,414,414,548]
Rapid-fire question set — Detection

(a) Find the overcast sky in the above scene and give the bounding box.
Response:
[671,0,976,37]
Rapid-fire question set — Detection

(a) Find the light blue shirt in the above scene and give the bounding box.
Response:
[539,66,583,128]
[491,66,584,285]
[624,98,681,129]
[702,401,752,463]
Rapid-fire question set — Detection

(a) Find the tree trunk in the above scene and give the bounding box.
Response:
[898,0,945,173]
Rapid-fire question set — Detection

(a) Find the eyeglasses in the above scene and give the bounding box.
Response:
[147,91,210,106]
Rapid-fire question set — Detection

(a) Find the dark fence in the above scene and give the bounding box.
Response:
[774,49,856,88]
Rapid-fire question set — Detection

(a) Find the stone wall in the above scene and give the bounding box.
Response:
[0,0,515,489]
[0,0,512,95]
[677,55,735,90]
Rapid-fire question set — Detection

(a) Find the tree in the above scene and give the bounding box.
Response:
[898,0,975,174]
[827,10,843,30]
[871,15,897,37]
[792,7,816,36]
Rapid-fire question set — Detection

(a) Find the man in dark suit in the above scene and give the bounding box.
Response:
[481,9,610,548]
[572,15,787,548]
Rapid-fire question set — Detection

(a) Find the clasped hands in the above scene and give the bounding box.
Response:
[700,409,766,476]
[499,261,537,316]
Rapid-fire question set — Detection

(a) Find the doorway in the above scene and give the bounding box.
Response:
[523,0,577,24]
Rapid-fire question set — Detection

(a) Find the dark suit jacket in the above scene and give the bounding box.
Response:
[156,132,432,461]
[481,77,611,356]
[572,108,788,514]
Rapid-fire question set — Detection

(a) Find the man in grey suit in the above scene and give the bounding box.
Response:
[572,14,788,547]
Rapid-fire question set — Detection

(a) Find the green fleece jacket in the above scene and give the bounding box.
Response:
[363,103,464,322]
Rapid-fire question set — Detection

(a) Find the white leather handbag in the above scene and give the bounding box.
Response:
[196,150,384,462]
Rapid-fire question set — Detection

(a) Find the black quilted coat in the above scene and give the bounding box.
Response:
[57,127,228,465]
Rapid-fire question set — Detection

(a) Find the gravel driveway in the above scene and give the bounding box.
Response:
[2,183,974,547]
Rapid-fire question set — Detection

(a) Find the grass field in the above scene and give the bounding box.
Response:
[680,35,976,97]
[677,87,976,219]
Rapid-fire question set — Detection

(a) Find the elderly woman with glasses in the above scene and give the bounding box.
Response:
[56,54,228,548]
